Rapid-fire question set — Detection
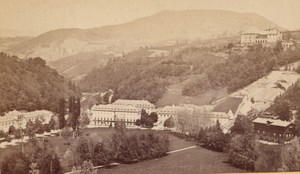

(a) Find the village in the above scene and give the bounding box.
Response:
[1,1,300,173]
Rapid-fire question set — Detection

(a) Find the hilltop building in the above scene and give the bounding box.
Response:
[253,117,295,143]
[0,110,53,132]
[241,28,283,45]
[90,99,155,128]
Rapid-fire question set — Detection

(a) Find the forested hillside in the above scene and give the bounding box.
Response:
[0,52,78,115]
[183,45,300,96]
[80,44,300,105]
[79,47,224,103]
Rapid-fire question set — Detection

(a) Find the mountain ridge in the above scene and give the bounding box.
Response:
[6,9,283,62]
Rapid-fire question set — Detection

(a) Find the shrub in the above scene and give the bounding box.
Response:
[110,130,169,163]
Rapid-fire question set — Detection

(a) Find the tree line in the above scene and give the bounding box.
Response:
[63,128,170,171]
[1,139,62,174]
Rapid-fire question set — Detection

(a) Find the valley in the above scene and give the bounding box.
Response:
[1,4,300,173]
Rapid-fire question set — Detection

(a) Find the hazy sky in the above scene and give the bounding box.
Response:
[0,0,300,36]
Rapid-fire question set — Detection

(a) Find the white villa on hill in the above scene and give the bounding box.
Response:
[241,28,283,45]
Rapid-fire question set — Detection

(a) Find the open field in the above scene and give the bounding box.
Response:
[0,128,245,173]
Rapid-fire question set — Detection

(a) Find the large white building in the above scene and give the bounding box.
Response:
[155,105,181,126]
[91,104,140,127]
[241,28,283,45]
[90,99,155,128]
[0,110,53,132]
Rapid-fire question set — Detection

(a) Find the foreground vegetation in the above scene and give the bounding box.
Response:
[0,126,170,173]
[194,115,300,172]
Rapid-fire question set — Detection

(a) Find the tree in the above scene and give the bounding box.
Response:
[271,100,292,121]
[163,116,175,128]
[274,41,283,54]
[26,120,35,139]
[8,125,16,135]
[136,110,157,128]
[37,154,62,174]
[0,130,8,138]
[92,142,113,166]
[228,115,257,171]
[14,129,22,139]
[227,43,234,49]
[75,136,92,164]
[231,115,253,134]
[48,118,56,130]
[228,133,257,171]
[80,112,90,128]
[58,98,66,129]
[69,97,81,138]
[81,160,94,174]
[255,143,283,172]
[149,112,158,123]
[34,119,44,134]
[1,150,30,174]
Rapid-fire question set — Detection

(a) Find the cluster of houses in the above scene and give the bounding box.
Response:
[0,98,296,144]
[0,110,53,132]
[90,97,296,144]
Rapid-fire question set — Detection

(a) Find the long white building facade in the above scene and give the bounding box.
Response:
[90,99,155,128]
[0,110,53,132]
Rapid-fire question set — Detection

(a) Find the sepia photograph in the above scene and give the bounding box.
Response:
[0,0,300,173]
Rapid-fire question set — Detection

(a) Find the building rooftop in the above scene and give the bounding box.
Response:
[212,97,243,114]
[92,104,140,112]
[112,99,155,108]
[253,117,292,127]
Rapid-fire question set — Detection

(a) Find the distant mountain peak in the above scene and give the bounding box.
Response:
[6,9,282,62]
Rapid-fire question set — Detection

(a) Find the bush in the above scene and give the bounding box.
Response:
[1,150,30,174]
[110,130,170,163]
[197,125,228,152]
[228,134,257,171]
[164,116,175,128]
[61,127,73,138]
[92,142,113,166]
[0,130,8,138]
[14,129,22,139]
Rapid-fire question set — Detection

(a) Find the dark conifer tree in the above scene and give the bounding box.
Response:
[58,98,66,129]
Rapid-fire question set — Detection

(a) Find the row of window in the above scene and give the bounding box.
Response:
[93,121,136,126]
[256,40,267,43]
[0,121,14,126]
[93,118,136,122]
[257,130,293,137]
